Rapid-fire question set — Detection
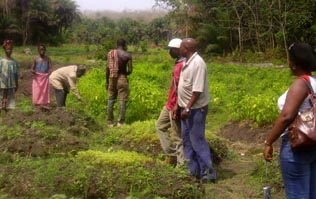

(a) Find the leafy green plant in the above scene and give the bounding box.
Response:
[94,39,116,60]
[103,120,160,155]
[15,98,33,113]
[0,151,202,199]
[74,67,107,121]
[140,40,148,52]
[229,93,279,126]
[209,62,293,125]
[128,79,165,122]
[0,125,22,140]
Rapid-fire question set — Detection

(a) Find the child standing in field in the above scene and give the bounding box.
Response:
[31,44,52,110]
[0,39,19,112]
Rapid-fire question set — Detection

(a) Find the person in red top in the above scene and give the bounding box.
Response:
[156,38,185,167]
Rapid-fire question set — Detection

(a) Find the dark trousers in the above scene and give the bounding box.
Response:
[54,89,68,107]
[181,105,216,180]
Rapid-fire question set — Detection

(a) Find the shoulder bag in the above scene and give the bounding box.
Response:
[288,76,316,151]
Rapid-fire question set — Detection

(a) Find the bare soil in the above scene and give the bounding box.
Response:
[0,61,100,157]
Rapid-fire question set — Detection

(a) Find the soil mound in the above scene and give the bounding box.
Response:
[220,120,272,144]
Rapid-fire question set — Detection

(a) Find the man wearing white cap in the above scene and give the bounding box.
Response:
[156,38,185,167]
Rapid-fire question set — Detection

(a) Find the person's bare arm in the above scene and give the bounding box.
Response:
[264,78,308,161]
[105,52,110,89]
[48,57,52,74]
[127,57,132,75]
[31,58,36,74]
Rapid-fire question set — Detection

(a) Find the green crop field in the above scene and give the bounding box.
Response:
[0,45,291,198]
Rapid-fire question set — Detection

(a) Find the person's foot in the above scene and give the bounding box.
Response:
[201,176,216,184]
[162,156,177,166]
[176,161,185,169]
[200,172,216,184]
[107,123,115,128]
[40,106,50,112]
[117,122,125,127]
[186,171,200,182]
[201,178,208,184]
[107,120,115,128]
[162,157,171,164]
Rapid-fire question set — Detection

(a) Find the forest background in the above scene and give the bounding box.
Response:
[2,0,316,61]
[0,0,315,198]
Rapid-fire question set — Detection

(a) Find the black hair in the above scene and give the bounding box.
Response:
[76,65,86,77]
[117,39,126,47]
[38,44,46,49]
[2,39,13,49]
[288,42,316,71]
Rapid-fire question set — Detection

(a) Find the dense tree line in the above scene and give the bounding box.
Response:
[155,0,316,59]
[81,17,151,46]
[0,0,170,49]
[0,0,80,45]
[69,15,171,59]
[2,0,316,59]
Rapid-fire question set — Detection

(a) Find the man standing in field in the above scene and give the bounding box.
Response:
[156,38,185,167]
[106,39,133,127]
[178,38,216,183]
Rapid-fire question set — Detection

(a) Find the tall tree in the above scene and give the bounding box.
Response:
[18,0,31,45]
[0,0,16,17]
[51,0,80,35]
[0,16,19,40]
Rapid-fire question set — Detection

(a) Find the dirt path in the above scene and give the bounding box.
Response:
[205,121,285,199]
[207,142,264,199]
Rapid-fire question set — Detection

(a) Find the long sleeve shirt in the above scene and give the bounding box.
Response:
[49,65,81,99]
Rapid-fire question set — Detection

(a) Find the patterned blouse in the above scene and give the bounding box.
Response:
[0,57,19,88]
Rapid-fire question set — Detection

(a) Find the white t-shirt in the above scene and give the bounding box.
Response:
[177,52,210,108]
[278,76,316,112]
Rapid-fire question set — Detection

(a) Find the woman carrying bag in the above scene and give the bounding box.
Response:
[264,42,316,199]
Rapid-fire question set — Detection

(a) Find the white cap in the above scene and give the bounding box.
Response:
[166,38,182,49]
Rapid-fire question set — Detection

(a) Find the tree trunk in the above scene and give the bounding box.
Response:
[22,11,30,45]
[232,0,244,61]
[278,0,289,60]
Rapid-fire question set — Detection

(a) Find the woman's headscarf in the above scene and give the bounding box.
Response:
[2,39,13,49]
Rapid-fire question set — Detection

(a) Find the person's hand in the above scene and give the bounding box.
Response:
[78,98,86,106]
[2,98,7,110]
[181,109,190,120]
[171,106,179,120]
[264,145,273,162]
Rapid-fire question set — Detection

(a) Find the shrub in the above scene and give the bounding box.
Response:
[0,151,204,199]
